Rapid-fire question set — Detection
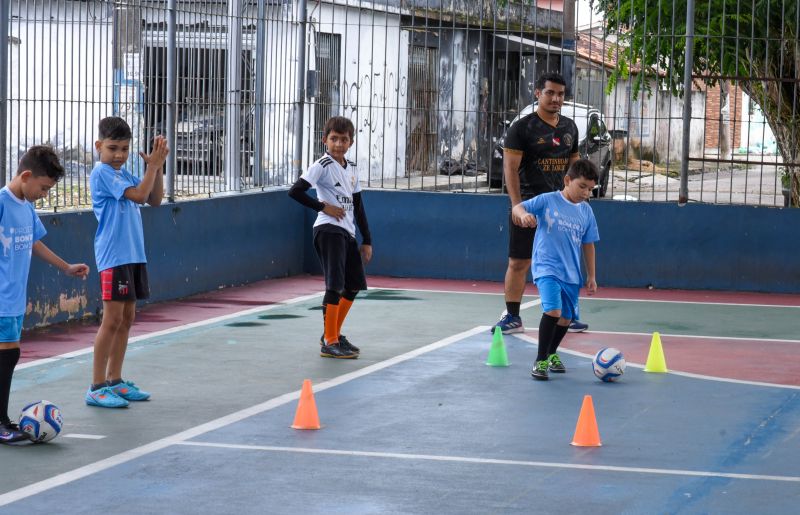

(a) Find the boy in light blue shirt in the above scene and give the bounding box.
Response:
[0,146,89,443]
[511,159,600,380]
[86,117,168,408]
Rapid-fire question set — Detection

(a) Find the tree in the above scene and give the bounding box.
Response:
[591,0,800,204]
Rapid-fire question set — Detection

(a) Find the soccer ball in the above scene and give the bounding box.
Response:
[592,348,626,382]
[19,400,63,443]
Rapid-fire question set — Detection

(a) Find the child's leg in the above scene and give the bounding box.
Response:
[106,301,136,382]
[336,290,358,335]
[534,276,564,363]
[322,290,341,345]
[548,284,580,356]
[93,300,129,387]
[0,342,21,425]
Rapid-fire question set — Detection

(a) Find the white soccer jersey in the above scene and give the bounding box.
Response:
[300,154,361,237]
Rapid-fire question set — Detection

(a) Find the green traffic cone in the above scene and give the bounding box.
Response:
[486,327,510,366]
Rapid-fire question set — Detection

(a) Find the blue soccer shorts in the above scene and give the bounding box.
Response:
[0,315,25,343]
[535,275,580,321]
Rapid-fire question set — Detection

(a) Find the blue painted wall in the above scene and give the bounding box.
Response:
[23,189,800,328]
[26,191,306,327]
[338,190,800,294]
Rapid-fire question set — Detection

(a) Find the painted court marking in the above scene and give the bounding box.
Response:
[0,326,488,507]
[175,441,800,484]
[515,333,800,391]
[61,434,106,440]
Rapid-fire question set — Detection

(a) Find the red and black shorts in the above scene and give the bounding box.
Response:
[100,263,150,301]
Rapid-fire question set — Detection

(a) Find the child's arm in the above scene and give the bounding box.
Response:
[582,242,597,295]
[288,178,345,220]
[353,192,372,264]
[32,242,90,278]
[126,135,169,206]
[511,202,537,229]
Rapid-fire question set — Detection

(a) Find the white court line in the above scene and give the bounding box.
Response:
[16,292,324,371]
[374,286,800,309]
[61,434,106,440]
[521,328,800,345]
[0,326,488,507]
[176,441,800,484]
[515,333,800,391]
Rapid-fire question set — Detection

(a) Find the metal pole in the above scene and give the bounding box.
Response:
[0,0,10,187]
[253,0,266,186]
[292,0,308,182]
[679,0,696,205]
[225,0,243,191]
[165,0,177,202]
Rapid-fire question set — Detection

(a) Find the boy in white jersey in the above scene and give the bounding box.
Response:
[288,116,372,359]
[511,159,600,380]
[0,146,89,443]
[86,117,168,408]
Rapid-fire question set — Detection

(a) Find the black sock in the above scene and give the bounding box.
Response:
[91,382,107,391]
[536,314,559,362]
[0,348,21,425]
[107,378,123,387]
[506,302,521,317]
[549,324,570,355]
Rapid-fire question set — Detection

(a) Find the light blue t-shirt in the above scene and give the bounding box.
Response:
[0,187,47,316]
[521,190,600,285]
[90,163,146,271]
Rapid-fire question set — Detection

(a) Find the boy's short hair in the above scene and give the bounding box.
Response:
[535,72,567,91]
[566,159,599,182]
[17,145,65,180]
[98,116,133,141]
[323,116,355,139]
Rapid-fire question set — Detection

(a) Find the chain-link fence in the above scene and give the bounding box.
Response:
[2,1,797,209]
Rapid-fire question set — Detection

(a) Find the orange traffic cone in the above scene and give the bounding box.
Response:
[570,395,602,447]
[291,379,321,430]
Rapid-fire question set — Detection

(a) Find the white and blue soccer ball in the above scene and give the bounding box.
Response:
[19,400,63,443]
[592,348,626,382]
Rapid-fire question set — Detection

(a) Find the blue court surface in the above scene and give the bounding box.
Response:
[1,287,799,515]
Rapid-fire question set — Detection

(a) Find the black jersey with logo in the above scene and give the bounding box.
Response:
[504,112,579,197]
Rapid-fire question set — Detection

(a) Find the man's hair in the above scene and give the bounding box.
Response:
[17,145,65,180]
[566,159,599,182]
[535,72,567,91]
[98,116,133,140]
[323,116,355,139]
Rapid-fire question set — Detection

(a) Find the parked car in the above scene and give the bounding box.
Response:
[168,102,254,175]
[489,101,613,197]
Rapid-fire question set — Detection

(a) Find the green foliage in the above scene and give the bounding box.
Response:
[591,0,800,161]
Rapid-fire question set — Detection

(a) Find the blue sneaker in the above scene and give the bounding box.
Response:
[568,320,589,333]
[110,380,151,401]
[491,311,524,334]
[85,386,129,408]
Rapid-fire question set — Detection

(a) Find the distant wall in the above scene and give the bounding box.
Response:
[338,190,800,293]
[25,189,800,328]
[26,191,305,328]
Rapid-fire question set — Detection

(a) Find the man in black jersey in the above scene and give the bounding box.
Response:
[491,72,586,341]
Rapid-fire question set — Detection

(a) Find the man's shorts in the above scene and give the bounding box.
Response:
[314,227,367,293]
[0,315,24,343]
[535,275,580,321]
[101,263,150,302]
[508,208,536,260]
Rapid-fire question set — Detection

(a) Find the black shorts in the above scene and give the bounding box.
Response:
[101,263,150,301]
[508,208,537,260]
[314,226,367,293]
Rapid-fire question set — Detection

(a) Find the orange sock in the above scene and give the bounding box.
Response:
[324,303,340,344]
[337,298,354,335]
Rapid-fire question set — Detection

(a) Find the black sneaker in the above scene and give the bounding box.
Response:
[0,422,29,444]
[320,342,358,359]
[548,353,566,373]
[320,334,360,355]
[531,360,549,381]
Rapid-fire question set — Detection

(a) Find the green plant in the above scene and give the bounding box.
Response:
[779,167,790,190]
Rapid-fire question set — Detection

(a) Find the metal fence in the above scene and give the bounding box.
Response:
[1,0,797,209]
